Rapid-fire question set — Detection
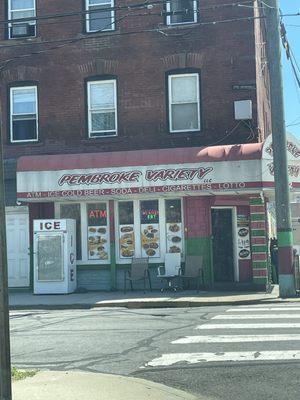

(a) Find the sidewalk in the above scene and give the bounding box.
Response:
[12,371,200,400]
[8,285,297,310]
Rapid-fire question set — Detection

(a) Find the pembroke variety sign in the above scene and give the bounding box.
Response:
[17,160,262,200]
[17,133,300,201]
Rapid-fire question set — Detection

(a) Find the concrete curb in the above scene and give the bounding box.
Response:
[10,296,298,310]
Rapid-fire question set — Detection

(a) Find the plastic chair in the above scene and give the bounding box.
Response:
[124,257,152,293]
[157,253,181,291]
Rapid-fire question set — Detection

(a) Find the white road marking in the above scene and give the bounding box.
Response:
[197,323,300,329]
[226,307,300,312]
[145,351,300,367]
[172,334,300,344]
[213,314,300,320]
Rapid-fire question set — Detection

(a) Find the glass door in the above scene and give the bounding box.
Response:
[37,234,64,281]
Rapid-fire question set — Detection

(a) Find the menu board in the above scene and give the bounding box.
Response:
[166,223,182,253]
[119,225,135,258]
[87,204,109,261]
[237,215,251,260]
[141,224,160,258]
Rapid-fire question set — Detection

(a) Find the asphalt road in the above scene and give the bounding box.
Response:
[9,303,300,399]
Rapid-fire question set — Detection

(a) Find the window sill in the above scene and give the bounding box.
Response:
[0,36,40,45]
[160,22,199,31]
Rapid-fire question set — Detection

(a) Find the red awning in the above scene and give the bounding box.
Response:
[17,143,263,172]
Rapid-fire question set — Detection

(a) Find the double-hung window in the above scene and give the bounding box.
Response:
[10,86,38,142]
[168,73,200,133]
[86,0,115,32]
[166,0,198,25]
[87,80,117,137]
[8,0,36,39]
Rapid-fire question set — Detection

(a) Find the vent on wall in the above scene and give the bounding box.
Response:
[234,100,252,120]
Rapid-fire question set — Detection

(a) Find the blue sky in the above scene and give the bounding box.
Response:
[280,0,300,137]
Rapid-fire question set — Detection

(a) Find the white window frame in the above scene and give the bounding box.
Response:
[55,201,111,265]
[8,0,36,39]
[85,0,115,33]
[10,85,38,143]
[166,0,198,26]
[115,198,184,264]
[168,73,201,133]
[87,79,118,138]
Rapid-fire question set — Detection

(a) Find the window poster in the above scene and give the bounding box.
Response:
[237,214,251,260]
[140,200,160,258]
[119,201,135,258]
[165,199,183,254]
[87,203,109,260]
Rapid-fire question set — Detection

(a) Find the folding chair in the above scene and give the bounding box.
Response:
[180,255,204,293]
[124,257,152,293]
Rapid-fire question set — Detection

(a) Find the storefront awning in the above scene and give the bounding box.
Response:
[16,134,300,201]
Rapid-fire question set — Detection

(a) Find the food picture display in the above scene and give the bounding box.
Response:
[140,200,160,258]
[119,225,135,258]
[87,203,109,260]
[118,201,135,258]
[166,223,182,253]
[237,215,251,260]
[165,199,183,254]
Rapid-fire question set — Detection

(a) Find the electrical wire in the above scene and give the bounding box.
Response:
[0,1,257,26]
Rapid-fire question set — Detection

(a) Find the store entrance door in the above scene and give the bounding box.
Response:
[211,208,234,282]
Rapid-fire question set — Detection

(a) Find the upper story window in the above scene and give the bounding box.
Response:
[168,73,200,133]
[85,0,115,32]
[166,0,198,25]
[8,0,36,39]
[87,80,118,137]
[10,86,38,143]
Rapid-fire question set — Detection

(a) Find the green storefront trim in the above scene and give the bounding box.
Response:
[252,261,268,269]
[251,229,266,237]
[253,276,267,284]
[278,230,294,247]
[250,213,265,221]
[249,198,263,206]
[185,236,213,285]
[110,242,116,290]
[252,245,268,253]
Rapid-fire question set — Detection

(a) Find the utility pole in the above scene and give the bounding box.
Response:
[0,130,12,396]
[264,0,295,297]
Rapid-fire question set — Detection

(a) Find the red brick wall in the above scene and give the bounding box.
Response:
[0,0,261,160]
[184,197,211,238]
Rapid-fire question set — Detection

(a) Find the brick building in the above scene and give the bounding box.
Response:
[0,0,287,291]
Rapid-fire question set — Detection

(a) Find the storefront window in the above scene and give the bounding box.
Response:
[165,199,183,254]
[140,200,160,258]
[118,201,135,258]
[60,204,82,259]
[87,203,109,260]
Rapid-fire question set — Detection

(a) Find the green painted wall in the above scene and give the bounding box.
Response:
[185,236,213,285]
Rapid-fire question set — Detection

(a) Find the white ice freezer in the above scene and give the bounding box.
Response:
[33,219,76,294]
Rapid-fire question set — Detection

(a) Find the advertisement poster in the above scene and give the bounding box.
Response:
[87,204,109,260]
[119,225,135,258]
[237,215,251,260]
[140,200,160,258]
[166,223,182,254]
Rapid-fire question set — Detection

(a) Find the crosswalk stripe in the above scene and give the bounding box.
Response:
[226,307,300,312]
[213,314,300,320]
[172,334,300,344]
[145,351,300,367]
[196,323,300,329]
